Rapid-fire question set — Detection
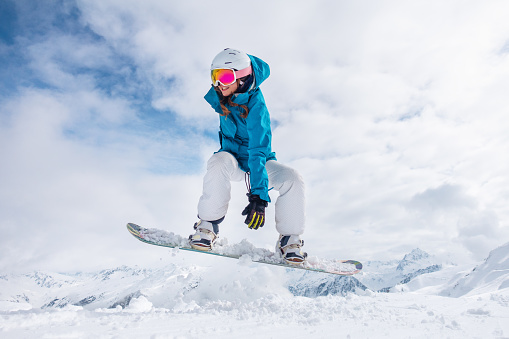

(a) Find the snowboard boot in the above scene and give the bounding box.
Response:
[277,234,308,264]
[189,218,223,251]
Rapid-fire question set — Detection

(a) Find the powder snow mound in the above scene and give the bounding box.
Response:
[442,242,509,297]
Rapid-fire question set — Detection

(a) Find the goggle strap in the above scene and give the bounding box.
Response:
[235,66,252,79]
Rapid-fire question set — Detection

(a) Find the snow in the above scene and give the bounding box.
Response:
[134,224,360,274]
[1,244,509,338]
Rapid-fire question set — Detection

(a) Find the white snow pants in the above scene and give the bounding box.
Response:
[198,151,305,235]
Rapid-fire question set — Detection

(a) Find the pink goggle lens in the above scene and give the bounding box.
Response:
[211,68,236,86]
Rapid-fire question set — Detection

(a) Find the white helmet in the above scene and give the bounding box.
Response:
[211,48,251,71]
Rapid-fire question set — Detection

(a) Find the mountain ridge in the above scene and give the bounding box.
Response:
[1,244,508,312]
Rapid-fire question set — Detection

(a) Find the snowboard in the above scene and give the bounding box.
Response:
[127,223,362,276]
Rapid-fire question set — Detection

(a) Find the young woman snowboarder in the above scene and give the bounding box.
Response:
[189,48,307,264]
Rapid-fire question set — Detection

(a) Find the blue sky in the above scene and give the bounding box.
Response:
[1,0,509,273]
[1,1,208,174]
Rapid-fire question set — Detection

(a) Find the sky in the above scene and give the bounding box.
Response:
[1,0,509,273]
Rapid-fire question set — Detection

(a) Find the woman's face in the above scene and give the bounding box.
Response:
[218,81,238,97]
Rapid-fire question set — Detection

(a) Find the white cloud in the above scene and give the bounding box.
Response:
[0,87,209,273]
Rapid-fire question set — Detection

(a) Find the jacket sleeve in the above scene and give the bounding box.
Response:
[246,90,272,202]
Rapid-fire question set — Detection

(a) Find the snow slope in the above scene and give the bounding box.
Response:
[1,245,508,338]
[441,242,509,297]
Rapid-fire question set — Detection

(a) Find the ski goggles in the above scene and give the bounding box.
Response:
[211,66,252,86]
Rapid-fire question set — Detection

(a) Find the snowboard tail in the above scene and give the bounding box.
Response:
[127,223,362,276]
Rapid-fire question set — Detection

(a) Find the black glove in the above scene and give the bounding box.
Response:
[241,193,268,230]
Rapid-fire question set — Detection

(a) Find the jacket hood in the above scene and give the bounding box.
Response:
[248,54,270,89]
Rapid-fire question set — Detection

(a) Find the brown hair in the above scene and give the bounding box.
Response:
[214,80,250,119]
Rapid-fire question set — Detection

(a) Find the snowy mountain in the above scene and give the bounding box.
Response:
[350,248,443,292]
[0,248,468,311]
[1,245,509,338]
[288,272,367,297]
[286,248,442,297]
[0,265,202,311]
[440,242,509,297]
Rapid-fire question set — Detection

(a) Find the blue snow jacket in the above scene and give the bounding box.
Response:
[204,54,277,203]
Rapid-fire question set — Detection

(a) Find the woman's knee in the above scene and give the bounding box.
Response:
[207,152,239,177]
[269,162,305,194]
